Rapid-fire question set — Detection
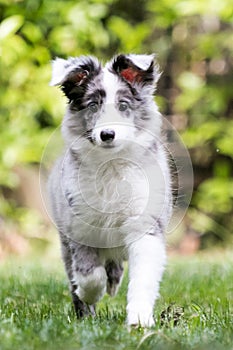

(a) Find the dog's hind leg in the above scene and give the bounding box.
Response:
[105,260,124,297]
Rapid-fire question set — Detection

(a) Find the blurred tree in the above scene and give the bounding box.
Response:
[0,0,232,254]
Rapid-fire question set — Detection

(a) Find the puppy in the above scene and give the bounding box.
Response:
[48,54,172,327]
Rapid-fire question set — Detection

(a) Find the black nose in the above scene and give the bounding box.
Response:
[100,129,115,142]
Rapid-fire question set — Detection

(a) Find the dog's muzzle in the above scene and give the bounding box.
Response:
[90,124,134,148]
[90,127,117,147]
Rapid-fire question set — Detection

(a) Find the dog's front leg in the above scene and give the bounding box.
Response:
[127,234,166,327]
[71,244,107,306]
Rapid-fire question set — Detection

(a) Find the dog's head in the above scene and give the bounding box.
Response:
[50,54,162,153]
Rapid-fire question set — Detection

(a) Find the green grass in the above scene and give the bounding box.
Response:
[0,252,232,350]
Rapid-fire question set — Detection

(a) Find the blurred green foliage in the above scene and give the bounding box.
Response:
[0,0,232,248]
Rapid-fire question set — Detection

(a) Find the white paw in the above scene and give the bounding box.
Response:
[74,266,107,304]
[127,305,155,327]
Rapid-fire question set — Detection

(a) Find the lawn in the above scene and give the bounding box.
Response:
[0,251,232,350]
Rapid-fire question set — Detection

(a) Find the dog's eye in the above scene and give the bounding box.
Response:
[119,101,129,112]
[88,102,99,113]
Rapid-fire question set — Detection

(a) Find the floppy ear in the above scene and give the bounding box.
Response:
[112,54,160,87]
[50,56,101,101]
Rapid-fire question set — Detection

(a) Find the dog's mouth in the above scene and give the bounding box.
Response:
[100,143,116,149]
[92,138,123,151]
[85,135,118,149]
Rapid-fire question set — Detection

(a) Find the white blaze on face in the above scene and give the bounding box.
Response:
[92,69,135,146]
[102,68,119,105]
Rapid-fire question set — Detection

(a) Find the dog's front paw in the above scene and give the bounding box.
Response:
[127,304,155,328]
[74,266,107,304]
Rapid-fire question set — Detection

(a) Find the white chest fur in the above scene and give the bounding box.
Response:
[61,146,170,248]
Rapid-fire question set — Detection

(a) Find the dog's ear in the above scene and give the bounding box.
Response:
[50,56,101,100]
[112,54,160,87]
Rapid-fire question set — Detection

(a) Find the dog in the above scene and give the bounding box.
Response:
[48,54,172,327]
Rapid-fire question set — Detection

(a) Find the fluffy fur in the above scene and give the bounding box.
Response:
[48,54,172,327]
